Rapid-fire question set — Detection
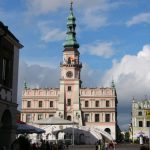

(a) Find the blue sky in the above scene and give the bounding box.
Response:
[1,0,150,130]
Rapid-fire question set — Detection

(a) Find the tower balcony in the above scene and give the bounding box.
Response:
[60,62,82,68]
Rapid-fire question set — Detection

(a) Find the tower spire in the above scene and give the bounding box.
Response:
[70,0,73,11]
[63,0,79,48]
[111,79,115,89]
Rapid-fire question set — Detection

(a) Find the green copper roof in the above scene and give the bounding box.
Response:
[111,80,115,89]
[24,81,28,89]
[63,2,79,48]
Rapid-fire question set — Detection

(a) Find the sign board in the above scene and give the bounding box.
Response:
[145,110,150,119]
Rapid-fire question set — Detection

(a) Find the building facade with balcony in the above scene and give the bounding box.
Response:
[0,21,23,149]
[21,2,118,140]
[131,99,150,141]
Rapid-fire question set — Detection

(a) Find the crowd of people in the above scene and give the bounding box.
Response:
[95,140,115,150]
[11,136,66,150]
[10,136,115,150]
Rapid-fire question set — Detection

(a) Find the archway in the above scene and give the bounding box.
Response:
[104,128,111,134]
[0,109,12,149]
[79,133,85,144]
[67,115,72,121]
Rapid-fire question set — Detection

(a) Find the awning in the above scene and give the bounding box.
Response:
[16,120,45,134]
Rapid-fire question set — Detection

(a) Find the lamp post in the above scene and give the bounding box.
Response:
[72,110,74,147]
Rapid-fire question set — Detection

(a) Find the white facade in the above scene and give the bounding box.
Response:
[131,99,150,140]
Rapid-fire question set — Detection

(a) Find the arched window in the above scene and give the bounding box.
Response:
[67,115,71,121]
[68,57,71,64]
[105,128,111,134]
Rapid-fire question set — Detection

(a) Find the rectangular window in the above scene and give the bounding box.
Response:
[1,58,12,87]
[85,114,89,122]
[27,101,31,108]
[95,101,99,107]
[95,114,99,122]
[50,101,53,107]
[85,101,89,107]
[49,114,53,118]
[147,121,150,127]
[68,86,72,91]
[67,99,71,106]
[139,121,143,127]
[26,114,32,123]
[2,58,7,81]
[105,114,110,122]
[106,101,110,107]
[38,114,43,120]
[39,101,42,107]
[138,111,142,116]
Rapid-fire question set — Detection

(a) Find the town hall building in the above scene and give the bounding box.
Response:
[21,2,118,140]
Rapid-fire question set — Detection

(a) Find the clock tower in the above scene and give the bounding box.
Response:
[56,2,83,125]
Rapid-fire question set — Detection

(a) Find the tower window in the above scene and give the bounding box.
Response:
[67,99,71,106]
[106,101,110,107]
[139,121,143,127]
[50,101,53,107]
[95,114,99,122]
[95,101,99,107]
[68,57,71,64]
[105,114,110,122]
[68,86,72,91]
[85,101,89,107]
[27,101,31,108]
[39,101,42,107]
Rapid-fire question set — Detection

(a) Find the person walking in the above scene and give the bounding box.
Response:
[98,140,101,150]
[108,141,114,150]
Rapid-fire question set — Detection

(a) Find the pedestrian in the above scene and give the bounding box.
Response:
[108,141,114,150]
[105,142,109,150]
[95,141,98,150]
[98,140,101,150]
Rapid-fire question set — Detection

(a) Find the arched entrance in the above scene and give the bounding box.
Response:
[67,115,72,121]
[0,109,12,149]
[104,128,111,134]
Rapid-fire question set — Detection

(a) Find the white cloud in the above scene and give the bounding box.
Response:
[25,0,124,29]
[38,21,65,42]
[127,12,150,26]
[102,44,150,129]
[77,0,124,29]
[17,61,60,109]
[81,63,102,87]
[81,41,114,58]
[41,28,65,42]
[82,8,108,29]
[26,0,67,15]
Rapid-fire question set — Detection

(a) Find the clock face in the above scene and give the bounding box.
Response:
[66,71,73,78]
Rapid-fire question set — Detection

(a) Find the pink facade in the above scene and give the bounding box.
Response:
[21,3,118,140]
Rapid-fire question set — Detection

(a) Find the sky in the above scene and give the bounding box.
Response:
[1,0,150,130]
